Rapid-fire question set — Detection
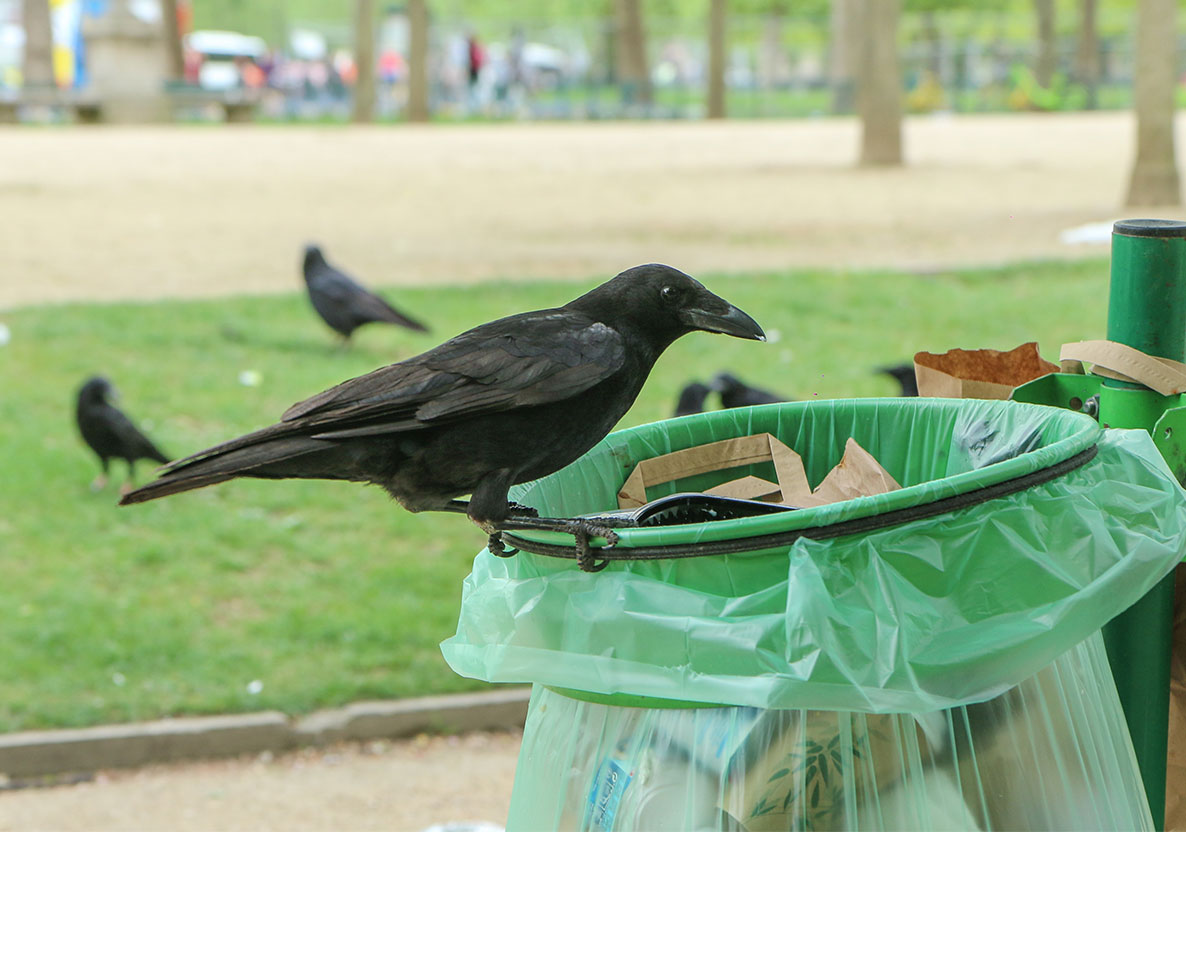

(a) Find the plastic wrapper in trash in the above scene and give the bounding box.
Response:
[508,635,1150,831]
[443,399,1186,714]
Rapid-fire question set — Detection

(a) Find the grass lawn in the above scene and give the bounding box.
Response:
[0,258,1112,732]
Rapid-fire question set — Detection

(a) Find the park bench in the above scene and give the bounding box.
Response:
[0,83,257,124]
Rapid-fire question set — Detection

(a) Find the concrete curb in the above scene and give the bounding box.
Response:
[0,688,532,780]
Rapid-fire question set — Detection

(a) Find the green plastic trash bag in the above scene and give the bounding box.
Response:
[507,634,1152,831]
[442,398,1186,714]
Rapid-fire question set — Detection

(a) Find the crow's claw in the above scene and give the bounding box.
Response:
[487,533,520,558]
[507,502,538,517]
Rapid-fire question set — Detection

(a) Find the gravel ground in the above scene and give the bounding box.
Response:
[0,731,522,831]
[3,112,1185,312]
[4,111,1184,831]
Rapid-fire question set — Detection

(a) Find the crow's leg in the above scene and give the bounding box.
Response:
[91,457,109,492]
[461,473,636,569]
[119,460,137,497]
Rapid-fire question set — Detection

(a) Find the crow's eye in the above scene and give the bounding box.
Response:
[660,285,678,302]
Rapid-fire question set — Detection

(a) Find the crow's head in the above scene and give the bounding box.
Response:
[78,376,115,407]
[302,244,326,272]
[585,264,765,345]
[711,372,744,394]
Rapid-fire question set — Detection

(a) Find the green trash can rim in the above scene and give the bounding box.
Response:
[504,397,1101,552]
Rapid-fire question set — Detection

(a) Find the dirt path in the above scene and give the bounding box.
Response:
[0,731,522,831]
[4,113,1184,312]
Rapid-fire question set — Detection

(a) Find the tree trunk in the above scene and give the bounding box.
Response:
[615,0,651,107]
[352,0,377,122]
[160,0,185,82]
[829,0,860,114]
[21,0,54,89]
[758,3,789,89]
[707,0,726,119]
[1034,0,1056,89]
[857,0,903,167]
[407,0,429,122]
[1125,0,1181,206]
[1075,0,1099,109]
[921,10,941,78]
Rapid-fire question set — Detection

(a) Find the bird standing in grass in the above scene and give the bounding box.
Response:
[713,372,787,408]
[76,376,170,494]
[302,244,429,343]
[878,363,919,397]
[122,264,764,561]
[673,381,713,417]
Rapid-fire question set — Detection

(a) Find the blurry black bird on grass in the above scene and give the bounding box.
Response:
[712,372,787,409]
[76,377,170,495]
[121,265,765,565]
[673,381,713,417]
[879,363,919,397]
[303,244,429,343]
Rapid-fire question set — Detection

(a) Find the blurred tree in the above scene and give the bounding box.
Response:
[1074,0,1099,109]
[707,0,726,118]
[1033,0,1056,88]
[829,0,860,113]
[615,0,652,107]
[1125,0,1180,205]
[857,0,903,166]
[21,0,54,89]
[408,0,430,122]
[758,1,790,90]
[352,0,376,122]
[160,0,185,82]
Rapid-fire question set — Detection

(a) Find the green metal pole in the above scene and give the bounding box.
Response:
[1100,218,1186,831]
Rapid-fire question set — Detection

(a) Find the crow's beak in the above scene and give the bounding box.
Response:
[683,303,766,342]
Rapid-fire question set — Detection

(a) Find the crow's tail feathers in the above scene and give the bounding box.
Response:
[119,432,352,506]
[381,309,430,333]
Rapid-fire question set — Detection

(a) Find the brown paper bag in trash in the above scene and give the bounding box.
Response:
[1166,565,1186,832]
[617,434,901,510]
[914,342,1059,400]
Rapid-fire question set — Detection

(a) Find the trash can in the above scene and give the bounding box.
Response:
[441,398,1186,831]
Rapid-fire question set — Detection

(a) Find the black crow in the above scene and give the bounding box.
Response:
[879,363,919,397]
[673,381,713,417]
[76,376,170,494]
[303,244,429,342]
[712,372,786,408]
[121,265,764,559]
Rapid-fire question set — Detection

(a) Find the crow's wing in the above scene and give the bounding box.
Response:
[311,267,428,331]
[284,312,626,438]
[106,407,169,463]
[157,313,627,472]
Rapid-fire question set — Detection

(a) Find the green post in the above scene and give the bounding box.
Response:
[1100,218,1186,831]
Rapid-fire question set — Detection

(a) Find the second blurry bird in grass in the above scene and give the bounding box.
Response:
[75,376,170,494]
[878,363,919,397]
[671,372,787,416]
[302,244,429,344]
[672,362,920,416]
[674,381,713,417]
[713,372,786,409]
[121,264,765,560]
